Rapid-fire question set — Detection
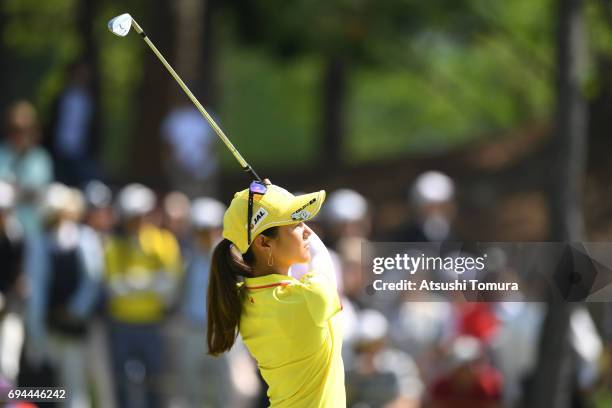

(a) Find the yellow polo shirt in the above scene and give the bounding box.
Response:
[104,224,182,323]
[240,271,345,407]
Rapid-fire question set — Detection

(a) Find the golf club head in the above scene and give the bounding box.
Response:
[108,13,133,37]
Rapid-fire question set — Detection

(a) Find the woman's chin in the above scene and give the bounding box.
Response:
[299,253,311,263]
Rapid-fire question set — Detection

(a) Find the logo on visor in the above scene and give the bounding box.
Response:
[291,198,316,221]
[292,210,311,221]
[250,208,268,230]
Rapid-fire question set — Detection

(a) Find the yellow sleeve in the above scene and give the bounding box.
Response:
[300,271,342,327]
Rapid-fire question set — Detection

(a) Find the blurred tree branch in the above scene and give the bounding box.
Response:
[527,0,587,406]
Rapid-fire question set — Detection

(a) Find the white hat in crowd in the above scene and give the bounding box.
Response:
[84,180,112,209]
[322,189,368,224]
[449,335,483,366]
[42,183,84,220]
[355,309,389,345]
[410,171,455,206]
[191,197,226,230]
[0,181,16,210]
[66,188,85,219]
[42,183,72,216]
[116,183,156,218]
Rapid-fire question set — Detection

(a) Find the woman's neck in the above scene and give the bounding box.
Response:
[251,263,290,277]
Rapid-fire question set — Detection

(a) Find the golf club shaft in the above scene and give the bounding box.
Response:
[130,19,262,182]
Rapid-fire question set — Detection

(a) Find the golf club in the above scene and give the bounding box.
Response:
[108,13,262,182]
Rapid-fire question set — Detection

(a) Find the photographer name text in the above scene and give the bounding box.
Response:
[371,253,519,292]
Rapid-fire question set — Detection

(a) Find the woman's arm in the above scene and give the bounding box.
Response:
[304,231,338,289]
[297,231,342,327]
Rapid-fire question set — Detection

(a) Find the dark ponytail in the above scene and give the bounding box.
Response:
[207,239,249,355]
[207,229,278,356]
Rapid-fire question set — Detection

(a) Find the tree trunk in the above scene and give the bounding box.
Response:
[588,56,612,166]
[321,56,347,169]
[172,0,204,98]
[527,0,587,406]
[170,0,218,107]
[75,0,97,66]
[130,0,174,186]
[550,0,587,242]
[0,6,13,112]
[75,0,102,159]
[200,0,219,108]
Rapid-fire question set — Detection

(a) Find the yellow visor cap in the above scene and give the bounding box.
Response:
[223,184,326,254]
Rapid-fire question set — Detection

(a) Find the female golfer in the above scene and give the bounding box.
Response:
[207,181,345,407]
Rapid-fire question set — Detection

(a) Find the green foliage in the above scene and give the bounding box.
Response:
[218,44,320,169]
[583,0,612,99]
[4,0,610,173]
[97,3,145,174]
[2,0,80,117]
[217,0,555,167]
[231,0,489,61]
[3,0,77,53]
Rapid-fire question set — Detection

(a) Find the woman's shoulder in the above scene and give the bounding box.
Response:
[241,277,311,303]
[297,271,337,290]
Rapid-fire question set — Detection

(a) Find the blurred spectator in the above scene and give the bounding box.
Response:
[337,237,367,308]
[27,184,103,408]
[160,102,219,198]
[82,180,117,408]
[0,101,53,235]
[83,180,115,235]
[0,181,25,384]
[390,298,454,381]
[492,301,545,406]
[456,303,499,345]
[320,188,371,247]
[104,184,183,408]
[392,171,456,242]
[174,197,230,407]
[226,339,266,408]
[569,306,603,406]
[429,336,503,408]
[46,60,99,186]
[162,191,192,251]
[346,309,423,408]
[335,237,366,368]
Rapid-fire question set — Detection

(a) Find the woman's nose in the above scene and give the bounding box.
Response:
[304,224,312,238]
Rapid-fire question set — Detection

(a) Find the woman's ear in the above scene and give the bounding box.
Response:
[253,234,273,251]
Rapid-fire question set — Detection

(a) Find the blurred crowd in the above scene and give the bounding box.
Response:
[0,83,609,408]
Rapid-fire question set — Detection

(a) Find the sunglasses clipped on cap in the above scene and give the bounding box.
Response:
[247,180,268,246]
